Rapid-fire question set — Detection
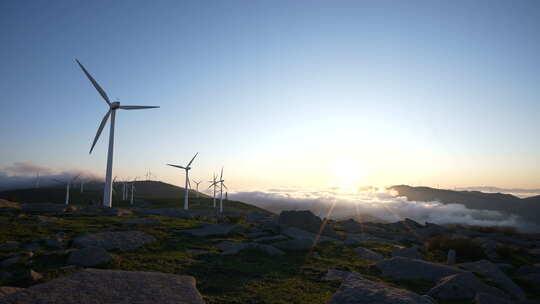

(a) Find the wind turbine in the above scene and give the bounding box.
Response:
[51,174,80,205]
[193,180,202,198]
[129,177,138,205]
[167,152,198,210]
[210,168,228,213]
[35,172,40,189]
[208,173,217,208]
[76,59,159,208]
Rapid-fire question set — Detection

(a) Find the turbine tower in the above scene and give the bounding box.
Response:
[76,59,159,208]
[166,152,198,210]
[130,177,138,205]
[52,174,80,205]
[193,180,201,198]
[208,173,218,208]
[210,168,228,213]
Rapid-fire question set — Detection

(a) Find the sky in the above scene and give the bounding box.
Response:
[1,0,539,191]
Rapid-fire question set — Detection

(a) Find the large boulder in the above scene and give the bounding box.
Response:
[392,247,423,260]
[328,275,436,304]
[339,219,384,234]
[475,292,513,304]
[353,247,383,262]
[273,239,314,251]
[67,247,112,267]
[427,272,508,300]
[73,231,156,250]
[375,257,464,282]
[387,218,423,231]
[0,269,204,304]
[344,234,399,246]
[0,287,23,297]
[414,223,447,240]
[253,235,287,243]
[246,212,274,223]
[459,260,525,300]
[215,241,284,256]
[21,203,65,214]
[182,224,246,237]
[120,218,161,226]
[277,210,337,237]
[137,208,192,219]
[322,269,363,281]
[280,227,338,243]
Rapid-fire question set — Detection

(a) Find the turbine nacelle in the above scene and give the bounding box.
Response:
[110,101,121,109]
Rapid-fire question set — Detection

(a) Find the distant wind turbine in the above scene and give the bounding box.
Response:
[51,174,80,205]
[167,153,198,210]
[130,177,138,205]
[208,173,218,208]
[75,59,159,208]
[193,180,202,198]
[35,172,40,189]
[210,168,228,213]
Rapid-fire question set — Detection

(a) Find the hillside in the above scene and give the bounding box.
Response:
[391,185,540,223]
[0,181,269,215]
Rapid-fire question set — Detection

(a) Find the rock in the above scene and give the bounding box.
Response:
[353,247,383,262]
[67,247,112,267]
[0,269,205,304]
[328,275,436,304]
[215,241,284,256]
[280,226,338,243]
[22,270,43,282]
[427,272,508,300]
[273,239,314,250]
[476,238,501,260]
[392,247,423,260]
[497,263,514,272]
[246,212,274,223]
[447,249,456,265]
[253,235,288,243]
[246,231,270,238]
[121,218,161,226]
[137,208,193,219]
[22,242,41,251]
[517,272,540,285]
[21,203,66,214]
[515,265,540,276]
[0,200,20,210]
[322,269,362,281]
[339,219,385,234]
[0,257,20,268]
[73,231,156,250]
[475,292,513,304]
[182,224,246,237]
[44,238,63,249]
[375,257,464,282]
[277,210,338,237]
[30,215,59,224]
[459,260,525,300]
[0,242,19,250]
[387,218,424,231]
[0,287,23,297]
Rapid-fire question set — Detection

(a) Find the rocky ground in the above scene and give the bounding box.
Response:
[0,198,539,303]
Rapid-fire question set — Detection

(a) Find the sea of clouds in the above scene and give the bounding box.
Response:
[229,187,540,232]
[0,162,101,190]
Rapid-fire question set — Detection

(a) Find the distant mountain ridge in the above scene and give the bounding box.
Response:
[390,185,540,223]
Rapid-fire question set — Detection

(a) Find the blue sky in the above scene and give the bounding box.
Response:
[1,0,539,189]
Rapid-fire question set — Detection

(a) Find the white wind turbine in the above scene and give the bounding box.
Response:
[167,152,198,210]
[51,174,80,205]
[193,180,202,198]
[208,173,218,208]
[210,168,228,213]
[129,177,138,205]
[76,59,159,208]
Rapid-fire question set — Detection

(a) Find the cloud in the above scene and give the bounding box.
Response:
[0,162,102,191]
[230,187,540,232]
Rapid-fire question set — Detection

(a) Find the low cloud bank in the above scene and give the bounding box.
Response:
[230,187,540,232]
[0,162,101,191]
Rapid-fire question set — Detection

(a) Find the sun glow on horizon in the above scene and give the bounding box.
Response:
[330,158,368,190]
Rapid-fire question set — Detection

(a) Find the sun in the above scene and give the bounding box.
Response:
[331,158,367,188]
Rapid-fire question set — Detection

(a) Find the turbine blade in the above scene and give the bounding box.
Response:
[119,105,160,110]
[220,167,223,180]
[71,174,81,182]
[75,59,111,105]
[222,183,228,190]
[167,164,186,169]
[89,110,111,154]
[187,152,198,167]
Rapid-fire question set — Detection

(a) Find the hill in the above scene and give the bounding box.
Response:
[0,180,269,215]
[391,185,540,223]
